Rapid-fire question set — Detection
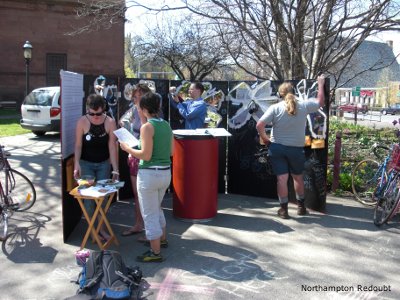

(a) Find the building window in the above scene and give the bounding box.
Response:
[46,54,67,86]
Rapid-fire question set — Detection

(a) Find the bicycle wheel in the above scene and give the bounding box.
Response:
[373,173,400,226]
[352,159,381,206]
[1,169,36,211]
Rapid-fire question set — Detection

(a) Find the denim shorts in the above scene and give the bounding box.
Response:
[268,143,305,175]
[80,159,111,216]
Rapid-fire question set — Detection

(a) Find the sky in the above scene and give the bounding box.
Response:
[124,0,179,35]
[124,1,400,63]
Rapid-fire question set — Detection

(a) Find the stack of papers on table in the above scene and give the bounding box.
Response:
[78,185,117,197]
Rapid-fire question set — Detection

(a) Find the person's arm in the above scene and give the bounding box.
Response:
[178,101,206,121]
[120,122,154,161]
[73,117,84,179]
[317,74,325,107]
[256,120,270,145]
[119,107,133,130]
[170,97,178,109]
[107,117,119,180]
[169,93,183,109]
[256,107,274,145]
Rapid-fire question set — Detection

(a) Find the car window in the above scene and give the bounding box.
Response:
[23,90,56,106]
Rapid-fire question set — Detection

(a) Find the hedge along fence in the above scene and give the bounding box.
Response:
[326,119,399,193]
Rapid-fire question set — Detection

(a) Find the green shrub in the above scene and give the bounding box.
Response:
[327,119,398,193]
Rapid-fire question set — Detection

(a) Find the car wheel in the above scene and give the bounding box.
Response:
[382,110,387,115]
[32,130,46,136]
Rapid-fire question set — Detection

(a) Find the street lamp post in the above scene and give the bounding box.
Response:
[23,41,33,97]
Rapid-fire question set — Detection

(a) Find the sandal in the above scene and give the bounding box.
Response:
[121,226,143,237]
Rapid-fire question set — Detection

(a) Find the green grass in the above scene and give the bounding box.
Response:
[0,109,30,137]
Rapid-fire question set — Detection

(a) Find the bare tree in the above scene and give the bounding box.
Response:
[70,0,187,35]
[74,0,400,89]
[131,15,231,81]
[66,0,127,35]
[124,33,140,77]
[183,1,400,83]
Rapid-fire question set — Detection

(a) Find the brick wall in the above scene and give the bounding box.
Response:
[0,0,124,106]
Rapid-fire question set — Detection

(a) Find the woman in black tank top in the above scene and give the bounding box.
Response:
[73,94,119,240]
[81,116,110,163]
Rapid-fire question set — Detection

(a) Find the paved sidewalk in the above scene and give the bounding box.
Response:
[0,133,399,300]
[334,113,397,129]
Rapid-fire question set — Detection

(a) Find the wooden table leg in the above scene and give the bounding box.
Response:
[71,189,120,250]
[95,193,119,249]
[76,197,103,250]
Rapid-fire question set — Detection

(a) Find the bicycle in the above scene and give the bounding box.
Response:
[351,143,390,206]
[0,145,37,240]
[373,144,400,226]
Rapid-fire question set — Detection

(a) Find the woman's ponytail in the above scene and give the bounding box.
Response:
[285,93,297,115]
[278,82,297,115]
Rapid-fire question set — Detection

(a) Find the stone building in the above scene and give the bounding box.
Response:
[334,40,400,108]
[0,0,124,106]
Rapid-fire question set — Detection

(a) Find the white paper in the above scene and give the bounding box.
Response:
[113,127,139,147]
[78,185,117,197]
[200,128,232,137]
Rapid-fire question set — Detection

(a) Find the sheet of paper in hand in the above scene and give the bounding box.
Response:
[113,127,139,148]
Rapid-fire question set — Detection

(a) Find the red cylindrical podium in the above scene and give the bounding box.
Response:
[172,134,219,222]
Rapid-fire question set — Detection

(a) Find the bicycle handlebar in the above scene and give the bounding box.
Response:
[372,143,391,161]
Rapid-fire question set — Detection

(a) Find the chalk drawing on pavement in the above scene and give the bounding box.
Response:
[148,252,288,299]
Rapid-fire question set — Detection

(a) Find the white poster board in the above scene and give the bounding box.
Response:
[60,70,84,159]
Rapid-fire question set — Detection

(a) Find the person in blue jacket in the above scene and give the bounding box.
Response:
[171,82,207,129]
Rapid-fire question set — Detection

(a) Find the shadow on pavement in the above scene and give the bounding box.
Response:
[1,211,56,263]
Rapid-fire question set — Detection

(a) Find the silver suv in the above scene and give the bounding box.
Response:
[20,86,61,136]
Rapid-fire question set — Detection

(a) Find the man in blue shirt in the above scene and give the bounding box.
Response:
[171,82,207,129]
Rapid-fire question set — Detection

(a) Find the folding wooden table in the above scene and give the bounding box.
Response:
[70,186,120,250]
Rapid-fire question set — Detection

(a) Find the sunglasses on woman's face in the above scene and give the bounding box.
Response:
[87,112,103,116]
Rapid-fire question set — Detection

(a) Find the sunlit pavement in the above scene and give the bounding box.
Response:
[0,133,399,300]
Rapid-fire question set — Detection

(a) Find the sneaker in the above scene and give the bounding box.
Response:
[136,250,163,263]
[144,239,168,248]
[277,207,289,219]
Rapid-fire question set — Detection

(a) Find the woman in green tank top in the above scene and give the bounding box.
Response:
[120,92,173,262]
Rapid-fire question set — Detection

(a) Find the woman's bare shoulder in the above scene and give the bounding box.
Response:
[76,115,88,126]
[75,115,89,134]
[141,121,154,133]
[105,116,117,130]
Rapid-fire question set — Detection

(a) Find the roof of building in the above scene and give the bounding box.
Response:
[338,40,400,88]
